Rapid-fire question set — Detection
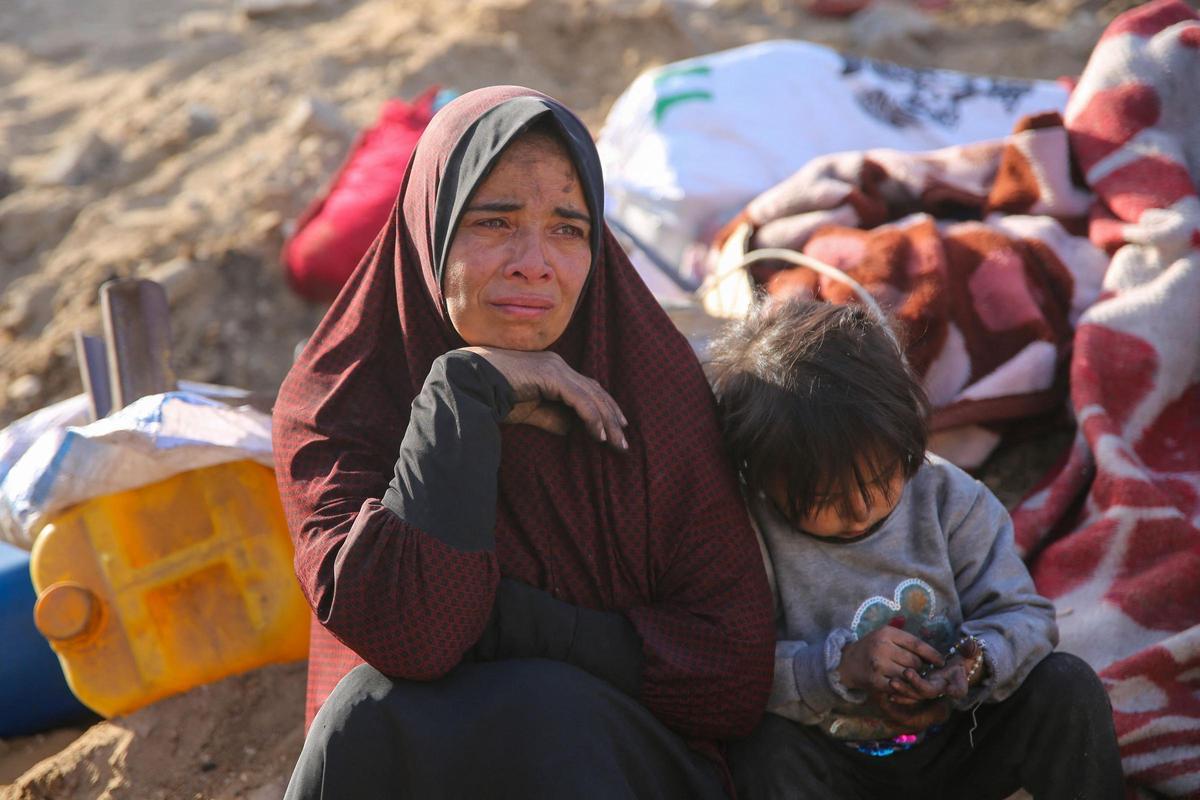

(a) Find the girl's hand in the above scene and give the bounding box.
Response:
[838,627,946,694]
[887,637,984,705]
[462,347,628,450]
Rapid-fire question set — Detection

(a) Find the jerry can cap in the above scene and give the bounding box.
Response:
[35,581,101,642]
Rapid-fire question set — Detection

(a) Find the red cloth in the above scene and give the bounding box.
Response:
[272,86,775,769]
[282,90,436,302]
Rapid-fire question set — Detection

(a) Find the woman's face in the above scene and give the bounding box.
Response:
[443,134,592,351]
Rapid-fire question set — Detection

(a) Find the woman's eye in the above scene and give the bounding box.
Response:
[557,224,586,237]
[478,218,508,229]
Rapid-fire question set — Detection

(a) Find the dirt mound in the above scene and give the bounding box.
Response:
[1,662,305,800]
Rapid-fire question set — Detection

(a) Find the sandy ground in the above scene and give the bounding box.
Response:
[0,663,304,799]
[0,0,1145,796]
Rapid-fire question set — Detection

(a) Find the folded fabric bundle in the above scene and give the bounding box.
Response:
[282,89,438,303]
[704,113,1107,468]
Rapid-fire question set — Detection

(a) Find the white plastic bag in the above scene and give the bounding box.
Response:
[0,394,91,482]
[0,389,274,549]
[597,40,1069,287]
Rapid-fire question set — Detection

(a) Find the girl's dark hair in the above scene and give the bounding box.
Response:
[708,300,930,520]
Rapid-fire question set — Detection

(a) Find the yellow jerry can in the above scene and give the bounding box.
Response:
[29,459,310,718]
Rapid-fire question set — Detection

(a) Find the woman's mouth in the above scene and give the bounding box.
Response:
[490,296,555,318]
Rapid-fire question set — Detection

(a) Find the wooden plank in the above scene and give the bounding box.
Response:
[73,331,112,421]
[100,278,177,411]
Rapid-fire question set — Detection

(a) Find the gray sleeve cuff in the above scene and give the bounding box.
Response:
[768,640,810,720]
[824,628,866,705]
[781,629,865,721]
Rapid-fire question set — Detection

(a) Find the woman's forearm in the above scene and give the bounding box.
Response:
[382,350,515,551]
[471,578,644,696]
[301,350,516,679]
[308,502,500,679]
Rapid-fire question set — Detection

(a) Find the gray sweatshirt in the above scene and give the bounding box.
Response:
[751,454,1057,741]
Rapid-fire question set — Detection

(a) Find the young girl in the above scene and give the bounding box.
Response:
[709,300,1123,799]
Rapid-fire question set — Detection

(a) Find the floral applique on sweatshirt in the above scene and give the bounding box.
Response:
[850,578,956,653]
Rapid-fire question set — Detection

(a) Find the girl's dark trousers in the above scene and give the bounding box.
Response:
[728,652,1124,800]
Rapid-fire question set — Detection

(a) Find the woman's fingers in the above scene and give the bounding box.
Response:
[506,399,541,426]
[546,369,626,450]
[505,400,573,436]
[463,347,627,449]
[583,376,628,449]
[540,361,627,450]
[554,373,608,441]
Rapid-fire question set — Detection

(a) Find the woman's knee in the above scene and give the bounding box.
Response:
[286,666,402,800]
[309,664,398,741]
[314,658,603,740]
[475,658,617,729]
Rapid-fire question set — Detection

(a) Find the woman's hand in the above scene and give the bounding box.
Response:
[462,346,628,450]
[837,627,946,694]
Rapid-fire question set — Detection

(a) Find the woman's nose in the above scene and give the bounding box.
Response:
[504,229,552,281]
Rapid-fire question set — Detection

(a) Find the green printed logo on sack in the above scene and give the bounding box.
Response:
[653,64,713,124]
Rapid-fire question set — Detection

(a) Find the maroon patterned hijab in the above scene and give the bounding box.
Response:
[273,86,771,734]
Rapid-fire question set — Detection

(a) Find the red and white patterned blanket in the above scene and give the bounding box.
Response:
[704,1,1199,793]
[1012,2,1200,796]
